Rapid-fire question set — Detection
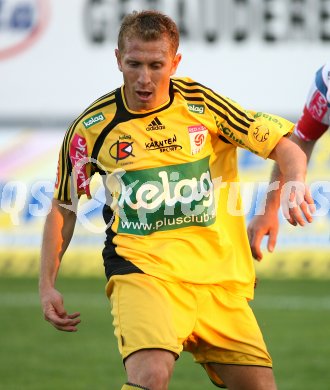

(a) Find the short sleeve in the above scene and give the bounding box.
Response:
[214,99,294,158]
[54,125,93,201]
[294,64,330,141]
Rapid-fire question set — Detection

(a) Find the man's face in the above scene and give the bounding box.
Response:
[115,37,181,112]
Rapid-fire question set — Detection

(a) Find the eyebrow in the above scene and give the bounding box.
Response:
[125,57,165,64]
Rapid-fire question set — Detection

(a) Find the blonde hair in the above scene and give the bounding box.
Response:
[118,10,179,55]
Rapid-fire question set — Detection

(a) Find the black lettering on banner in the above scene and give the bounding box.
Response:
[320,0,330,41]
[83,0,330,44]
[83,0,112,44]
[232,0,249,42]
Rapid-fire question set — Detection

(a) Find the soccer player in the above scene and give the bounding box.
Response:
[248,63,328,260]
[39,10,314,390]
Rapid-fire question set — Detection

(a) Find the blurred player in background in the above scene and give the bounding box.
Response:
[248,63,328,260]
[39,10,314,390]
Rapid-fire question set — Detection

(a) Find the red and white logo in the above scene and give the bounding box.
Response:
[308,90,328,121]
[109,140,135,163]
[55,157,60,189]
[188,124,208,155]
[0,0,50,61]
[194,133,205,147]
[69,133,91,197]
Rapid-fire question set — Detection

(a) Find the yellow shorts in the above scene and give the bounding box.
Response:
[106,273,272,387]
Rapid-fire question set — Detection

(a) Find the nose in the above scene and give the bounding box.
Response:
[137,66,151,86]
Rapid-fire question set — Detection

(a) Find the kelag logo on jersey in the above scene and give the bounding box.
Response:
[188,104,205,114]
[83,112,105,128]
[0,0,50,60]
[108,156,216,235]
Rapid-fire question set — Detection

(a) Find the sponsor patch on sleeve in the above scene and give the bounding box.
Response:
[69,133,91,197]
[308,91,328,122]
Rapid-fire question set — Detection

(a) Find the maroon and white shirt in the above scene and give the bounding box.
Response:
[295,63,330,141]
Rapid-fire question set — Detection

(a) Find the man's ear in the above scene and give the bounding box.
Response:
[170,53,182,76]
[115,49,122,72]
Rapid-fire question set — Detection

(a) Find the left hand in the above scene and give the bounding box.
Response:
[280,180,315,226]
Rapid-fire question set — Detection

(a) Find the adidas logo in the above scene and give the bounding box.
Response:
[146,117,165,131]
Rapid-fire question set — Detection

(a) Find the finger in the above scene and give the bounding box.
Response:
[308,201,316,216]
[247,224,256,250]
[299,200,313,223]
[58,317,81,331]
[250,230,264,261]
[285,190,300,225]
[48,317,81,332]
[289,191,307,226]
[288,184,316,225]
[45,311,81,327]
[289,196,315,226]
[46,298,67,319]
[54,323,80,332]
[247,222,262,260]
[247,224,253,243]
[267,226,278,253]
[288,205,303,226]
[67,312,81,319]
[304,187,316,216]
[280,197,290,221]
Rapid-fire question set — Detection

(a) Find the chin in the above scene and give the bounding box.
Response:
[138,102,154,111]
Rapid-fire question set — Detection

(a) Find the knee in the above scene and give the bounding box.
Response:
[143,361,172,388]
[125,350,175,390]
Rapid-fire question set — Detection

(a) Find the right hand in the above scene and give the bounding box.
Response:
[247,211,279,261]
[40,287,81,332]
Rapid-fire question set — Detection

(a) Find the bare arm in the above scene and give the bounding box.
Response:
[248,136,315,260]
[39,198,81,331]
[264,133,316,210]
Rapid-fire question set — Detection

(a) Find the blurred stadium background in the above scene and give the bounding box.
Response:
[0,0,329,389]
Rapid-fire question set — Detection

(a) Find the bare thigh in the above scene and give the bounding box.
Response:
[210,363,277,390]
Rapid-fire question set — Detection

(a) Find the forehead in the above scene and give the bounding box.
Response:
[120,37,173,60]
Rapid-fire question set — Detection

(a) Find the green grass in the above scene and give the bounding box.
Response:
[0,277,330,389]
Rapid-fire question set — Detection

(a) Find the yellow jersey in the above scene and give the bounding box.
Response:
[54,77,294,299]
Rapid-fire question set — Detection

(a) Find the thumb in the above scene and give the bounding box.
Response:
[52,294,67,317]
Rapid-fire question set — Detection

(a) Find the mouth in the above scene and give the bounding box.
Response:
[136,91,152,101]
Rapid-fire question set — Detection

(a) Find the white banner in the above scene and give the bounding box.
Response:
[0,0,329,121]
